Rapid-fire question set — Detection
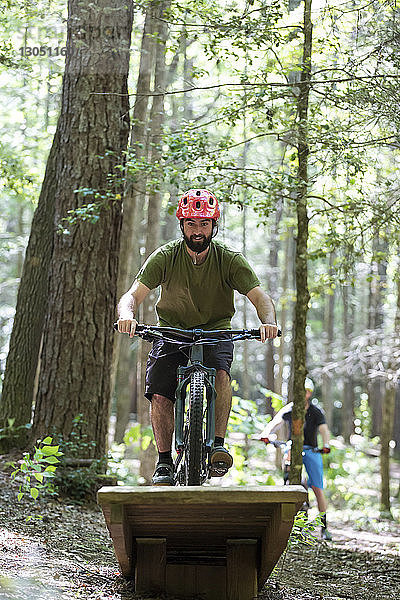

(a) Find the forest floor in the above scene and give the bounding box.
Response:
[0,455,399,600]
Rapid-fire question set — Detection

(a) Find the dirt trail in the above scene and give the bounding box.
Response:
[0,470,399,600]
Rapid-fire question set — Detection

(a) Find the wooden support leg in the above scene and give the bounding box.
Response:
[135,538,166,594]
[226,539,258,600]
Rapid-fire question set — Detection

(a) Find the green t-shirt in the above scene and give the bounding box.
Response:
[135,239,260,330]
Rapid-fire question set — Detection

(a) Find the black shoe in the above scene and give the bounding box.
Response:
[209,446,233,477]
[152,462,174,486]
[321,528,333,541]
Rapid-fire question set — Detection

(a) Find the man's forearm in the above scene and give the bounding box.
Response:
[118,292,138,320]
[256,294,276,324]
[319,424,331,446]
[249,289,276,323]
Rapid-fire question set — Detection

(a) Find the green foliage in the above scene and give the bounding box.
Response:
[0,418,31,441]
[287,511,324,549]
[228,394,266,437]
[226,393,277,486]
[270,511,324,583]
[323,441,395,515]
[53,459,106,503]
[57,187,122,235]
[10,436,62,507]
[260,388,284,413]
[123,423,156,452]
[50,415,105,502]
[105,442,142,486]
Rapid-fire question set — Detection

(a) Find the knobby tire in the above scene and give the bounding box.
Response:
[187,371,205,485]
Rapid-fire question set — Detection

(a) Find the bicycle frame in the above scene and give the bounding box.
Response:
[174,339,217,484]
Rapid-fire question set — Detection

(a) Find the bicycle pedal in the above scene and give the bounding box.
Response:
[209,461,229,477]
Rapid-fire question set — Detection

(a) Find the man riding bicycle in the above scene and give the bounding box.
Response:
[118,189,278,485]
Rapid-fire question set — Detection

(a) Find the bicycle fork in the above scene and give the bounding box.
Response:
[174,362,217,482]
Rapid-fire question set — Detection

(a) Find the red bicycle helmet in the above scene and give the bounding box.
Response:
[176,189,220,220]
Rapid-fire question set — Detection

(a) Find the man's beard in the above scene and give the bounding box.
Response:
[184,232,212,253]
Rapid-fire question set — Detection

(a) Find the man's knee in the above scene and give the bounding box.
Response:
[216,369,230,386]
[152,394,174,408]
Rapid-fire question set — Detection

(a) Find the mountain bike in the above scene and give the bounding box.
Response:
[115,324,280,486]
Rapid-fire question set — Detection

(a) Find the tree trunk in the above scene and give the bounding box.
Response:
[380,267,400,514]
[112,4,157,443]
[265,204,282,411]
[368,231,388,436]
[342,283,354,443]
[32,0,133,458]
[241,207,251,401]
[380,385,395,515]
[322,252,335,428]
[0,129,59,447]
[276,228,294,396]
[139,0,170,481]
[289,0,312,485]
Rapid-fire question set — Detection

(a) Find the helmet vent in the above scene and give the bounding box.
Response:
[209,198,214,205]
[196,190,201,196]
[195,201,201,209]
[183,197,188,205]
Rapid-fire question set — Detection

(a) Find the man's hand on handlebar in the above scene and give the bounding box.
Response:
[259,323,279,343]
[117,317,138,338]
[260,437,269,445]
[322,446,331,454]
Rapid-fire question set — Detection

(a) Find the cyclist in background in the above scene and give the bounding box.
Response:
[260,378,333,540]
[118,190,279,485]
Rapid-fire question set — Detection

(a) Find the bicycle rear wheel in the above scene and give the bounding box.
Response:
[187,371,205,485]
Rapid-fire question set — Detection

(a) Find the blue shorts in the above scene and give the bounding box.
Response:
[303,446,324,489]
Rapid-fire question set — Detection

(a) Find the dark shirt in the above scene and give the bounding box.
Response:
[282,402,326,447]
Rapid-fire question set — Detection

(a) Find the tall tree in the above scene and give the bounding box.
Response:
[289,0,312,484]
[32,0,133,458]
[139,0,171,481]
[342,283,355,443]
[322,252,335,427]
[380,264,400,515]
[113,3,158,443]
[0,129,59,448]
[368,231,388,436]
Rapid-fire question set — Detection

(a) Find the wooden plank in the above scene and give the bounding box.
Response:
[98,485,307,506]
[259,503,296,586]
[167,565,226,600]
[120,502,284,546]
[101,504,133,577]
[135,538,166,594]
[227,539,258,600]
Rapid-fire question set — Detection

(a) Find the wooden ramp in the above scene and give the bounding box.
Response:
[98,485,307,600]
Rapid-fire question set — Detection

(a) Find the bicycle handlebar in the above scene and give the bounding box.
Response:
[265,439,326,453]
[113,323,281,342]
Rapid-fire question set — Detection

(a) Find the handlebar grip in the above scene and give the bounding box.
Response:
[113,322,144,333]
[249,328,282,338]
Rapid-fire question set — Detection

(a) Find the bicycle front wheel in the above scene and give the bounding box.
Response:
[187,371,205,485]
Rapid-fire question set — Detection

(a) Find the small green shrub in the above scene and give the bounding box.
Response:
[287,511,324,548]
[11,436,62,511]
